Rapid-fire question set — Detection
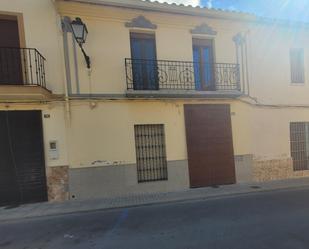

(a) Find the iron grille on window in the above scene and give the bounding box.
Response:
[134,124,168,182]
[290,122,309,171]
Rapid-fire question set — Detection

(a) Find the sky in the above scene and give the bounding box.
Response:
[158,0,309,22]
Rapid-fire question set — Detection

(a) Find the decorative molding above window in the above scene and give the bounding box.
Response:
[190,23,217,35]
[125,15,157,29]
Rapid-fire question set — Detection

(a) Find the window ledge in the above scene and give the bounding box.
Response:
[290,83,305,86]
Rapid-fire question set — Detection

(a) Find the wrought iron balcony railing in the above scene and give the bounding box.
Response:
[0,47,46,88]
[125,58,241,92]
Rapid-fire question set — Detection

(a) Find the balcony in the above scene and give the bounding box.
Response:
[0,47,53,101]
[125,58,242,98]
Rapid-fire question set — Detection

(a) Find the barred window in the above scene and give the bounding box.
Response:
[290,48,305,84]
[290,122,309,171]
[134,124,168,182]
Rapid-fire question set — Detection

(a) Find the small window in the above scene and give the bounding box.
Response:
[290,122,309,171]
[134,124,168,182]
[290,48,305,84]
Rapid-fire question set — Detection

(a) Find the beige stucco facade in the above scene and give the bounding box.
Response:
[1,0,309,202]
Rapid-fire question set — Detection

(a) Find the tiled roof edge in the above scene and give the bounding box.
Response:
[61,0,309,26]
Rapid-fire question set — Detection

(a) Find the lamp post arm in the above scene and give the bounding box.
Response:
[78,43,91,69]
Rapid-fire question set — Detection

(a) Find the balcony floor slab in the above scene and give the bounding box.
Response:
[0,85,61,101]
[126,89,243,99]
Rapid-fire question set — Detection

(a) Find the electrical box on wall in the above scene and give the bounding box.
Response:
[48,140,59,160]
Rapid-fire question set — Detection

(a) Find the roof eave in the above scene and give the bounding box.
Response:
[59,0,256,22]
[58,0,309,27]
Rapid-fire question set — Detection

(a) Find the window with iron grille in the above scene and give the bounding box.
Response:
[290,122,309,171]
[134,124,168,182]
[290,48,305,84]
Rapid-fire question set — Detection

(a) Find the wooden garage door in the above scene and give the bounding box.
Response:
[184,104,236,188]
[0,111,47,206]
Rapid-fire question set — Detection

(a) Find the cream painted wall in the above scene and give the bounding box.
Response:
[248,23,309,105]
[58,2,242,95]
[42,105,69,167]
[75,18,130,93]
[250,105,309,160]
[58,1,309,106]
[55,1,309,171]
[66,99,309,169]
[2,98,308,171]
[2,0,309,173]
[67,100,187,167]
[66,99,254,169]
[230,101,253,155]
[0,0,65,94]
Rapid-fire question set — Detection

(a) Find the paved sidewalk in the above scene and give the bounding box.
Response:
[1,177,309,222]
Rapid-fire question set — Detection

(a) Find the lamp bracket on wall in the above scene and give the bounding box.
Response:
[70,17,91,69]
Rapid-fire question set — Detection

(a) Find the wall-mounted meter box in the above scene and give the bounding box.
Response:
[48,140,59,160]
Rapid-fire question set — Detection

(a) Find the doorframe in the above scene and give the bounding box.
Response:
[130,32,157,61]
[192,37,217,90]
[192,36,217,64]
[0,11,26,48]
[0,11,27,85]
[129,31,159,90]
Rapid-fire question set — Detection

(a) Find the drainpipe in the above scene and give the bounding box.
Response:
[240,35,246,94]
[244,30,251,96]
[233,33,246,93]
[50,0,71,120]
[59,16,74,181]
[61,17,73,123]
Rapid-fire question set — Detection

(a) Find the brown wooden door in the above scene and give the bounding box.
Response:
[184,104,236,188]
[0,18,23,85]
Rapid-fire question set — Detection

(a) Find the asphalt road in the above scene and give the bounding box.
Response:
[1,187,309,249]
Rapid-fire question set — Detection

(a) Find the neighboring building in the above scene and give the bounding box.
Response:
[0,0,68,205]
[1,0,309,205]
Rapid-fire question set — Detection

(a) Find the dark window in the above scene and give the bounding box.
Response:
[130,32,158,90]
[290,48,305,84]
[134,124,168,182]
[290,122,309,171]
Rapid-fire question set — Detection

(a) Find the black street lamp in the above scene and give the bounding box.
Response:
[70,17,91,69]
